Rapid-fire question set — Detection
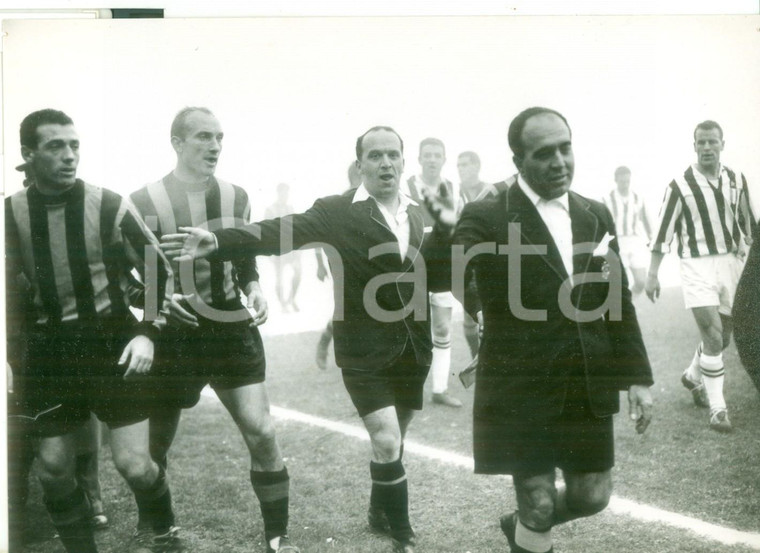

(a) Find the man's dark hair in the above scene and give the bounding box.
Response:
[20,109,74,149]
[694,120,723,141]
[458,151,481,167]
[419,137,445,157]
[171,106,215,140]
[355,126,404,160]
[508,107,571,159]
[614,166,631,178]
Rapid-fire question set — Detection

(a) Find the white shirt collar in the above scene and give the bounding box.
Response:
[518,174,569,212]
[352,183,417,209]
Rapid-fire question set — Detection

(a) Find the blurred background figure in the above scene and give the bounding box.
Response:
[602,166,652,296]
[266,182,303,312]
[407,138,462,408]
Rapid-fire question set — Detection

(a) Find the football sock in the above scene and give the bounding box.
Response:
[45,486,98,553]
[251,468,290,542]
[515,518,553,553]
[132,465,175,534]
[370,459,413,542]
[431,344,452,394]
[700,352,726,412]
[686,343,703,381]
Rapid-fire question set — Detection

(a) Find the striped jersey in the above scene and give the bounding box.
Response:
[130,173,258,308]
[473,174,517,202]
[602,189,648,237]
[651,164,752,259]
[407,175,456,227]
[5,180,172,331]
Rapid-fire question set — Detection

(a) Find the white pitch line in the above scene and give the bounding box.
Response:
[268,404,760,550]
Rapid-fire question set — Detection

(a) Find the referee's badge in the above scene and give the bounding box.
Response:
[592,232,614,281]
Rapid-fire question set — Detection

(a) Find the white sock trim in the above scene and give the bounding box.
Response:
[515,519,553,553]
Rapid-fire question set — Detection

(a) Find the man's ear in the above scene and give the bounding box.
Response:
[513,155,522,172]
[21,145,34,164]
[170,136,183,153]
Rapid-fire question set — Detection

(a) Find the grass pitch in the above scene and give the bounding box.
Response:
[13,287,760,552]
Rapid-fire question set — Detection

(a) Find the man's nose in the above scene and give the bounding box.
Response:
[62,145,77,161]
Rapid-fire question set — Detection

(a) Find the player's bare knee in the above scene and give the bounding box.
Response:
[242,412,277,445]
[520,494,555,529]
[516,480,556,529]
[113,452,156,487]
[370,427,401,462]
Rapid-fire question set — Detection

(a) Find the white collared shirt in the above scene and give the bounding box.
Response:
[353,184,416,260]
[518,175,574,278]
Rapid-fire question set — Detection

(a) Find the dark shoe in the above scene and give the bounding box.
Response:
[431,391,462,408]
[391,536,416,553]
[368,505,390,535]
[681,372,709,408]
[709,409,733,433]
[267,535,300,553]
[130,527,155,553]
[151,526,186,553]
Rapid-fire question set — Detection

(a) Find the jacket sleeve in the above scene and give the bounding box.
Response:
[214,197,334,260]
[450,202,493,321]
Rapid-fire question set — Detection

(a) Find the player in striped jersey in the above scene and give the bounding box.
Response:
[602,167,653,296]
[646,120,753,433]
[130,107,299,553]
[406,137,462,408]
[5,109,181,553]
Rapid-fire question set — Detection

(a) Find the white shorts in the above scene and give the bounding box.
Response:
[617,235,649,271]
[430,291,455,308]
[679,254,744,315]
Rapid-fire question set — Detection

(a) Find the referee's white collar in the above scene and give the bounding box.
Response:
[518,175,569,212]
[352,183,417,208]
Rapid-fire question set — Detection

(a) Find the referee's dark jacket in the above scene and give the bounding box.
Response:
[210,187,451,370]
[453,184,654,474]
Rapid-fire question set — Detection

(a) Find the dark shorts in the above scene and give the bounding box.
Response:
[499,377,615,476]
[341,344,430,418]
[152,315,266,410]
[15,320,153,438]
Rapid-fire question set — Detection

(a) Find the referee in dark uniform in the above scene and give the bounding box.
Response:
[5,109,182,553]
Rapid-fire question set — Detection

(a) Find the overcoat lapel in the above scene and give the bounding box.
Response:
[569,192,600,278]
[404,206,424,270]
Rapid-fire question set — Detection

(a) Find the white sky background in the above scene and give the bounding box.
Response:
[3,15,760,220]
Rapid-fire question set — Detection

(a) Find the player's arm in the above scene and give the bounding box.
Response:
[116,200,174,377]
[646,183,682,302]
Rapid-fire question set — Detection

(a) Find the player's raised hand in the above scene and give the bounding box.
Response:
[421,182,458,228]
[160,226,217,261]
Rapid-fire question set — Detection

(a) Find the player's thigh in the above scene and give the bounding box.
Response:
[109,418,152,471]
[216,382,273,432]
